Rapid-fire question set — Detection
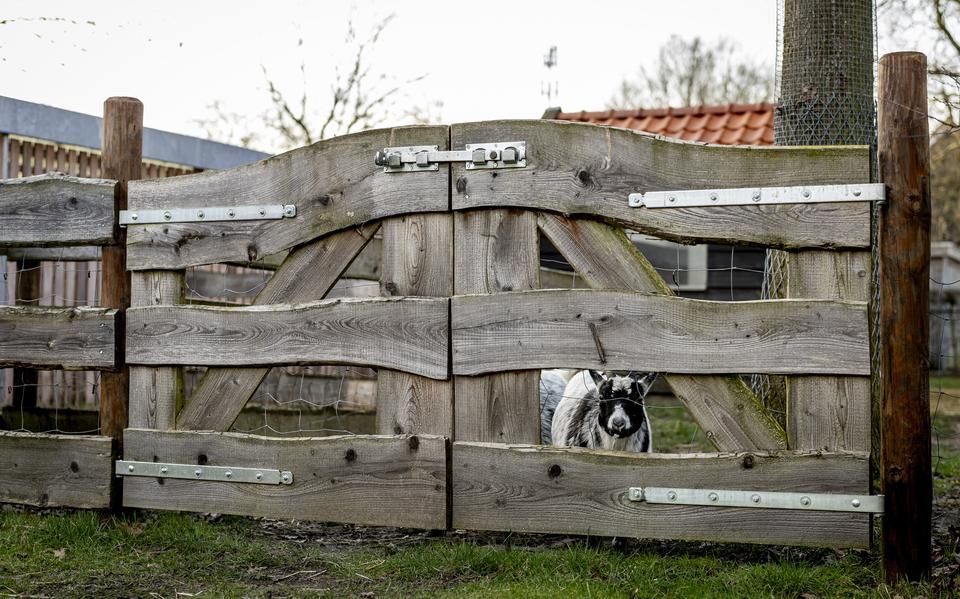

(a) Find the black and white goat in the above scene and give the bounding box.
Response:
[549,370,657,452]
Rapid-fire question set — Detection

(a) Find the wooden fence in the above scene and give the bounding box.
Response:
[0,53,933,583]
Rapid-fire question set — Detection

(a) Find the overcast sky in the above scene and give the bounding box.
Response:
[0,1,926,153]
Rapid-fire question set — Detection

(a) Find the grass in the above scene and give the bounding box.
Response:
[0,509,932,598]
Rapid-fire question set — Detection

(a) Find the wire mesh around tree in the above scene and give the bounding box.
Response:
[753,0,879,420]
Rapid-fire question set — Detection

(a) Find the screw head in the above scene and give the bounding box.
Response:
[160,467,168,474]
[853,189,862,197]
[751,494,762,504]
[800,496,811,506]
[130,213,139,221]
[259,208,266,216]
[668,196,676,203]
[667,491,678,501]
[128,464,135,472]
[255,472,263,480]
[227,209,236,218]
[851,499,861,508]
[709,192,718,201]
[802,190,811,199]
[489,150,498,160]
[281,473,291,483]
[752,191,761,201]
[195,469,202,477]
[708,492,719,502]
[163,211,172,220]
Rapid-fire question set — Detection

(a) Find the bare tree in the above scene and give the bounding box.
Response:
[197,15,432,151]
[608,35,774,109]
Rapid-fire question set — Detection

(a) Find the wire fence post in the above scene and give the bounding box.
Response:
[877,51,932,583]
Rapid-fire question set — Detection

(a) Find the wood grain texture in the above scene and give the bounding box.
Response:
[0,431,112,508]
[122,429,446,529]
[2,247,102,261]
[129,271,184,430]
[452,290,870,376]
[0,173,118,246]
[128,297,449,377]
[454,210,540,444]
[451,120,871,249]
[126,126,448,270]
[452,442,870,547]
[878,51,932,582]
[537,214,785,451]
[0,306,116,369]
[377,213,454,437]
[786,251,871,451]
[177,224,380,432]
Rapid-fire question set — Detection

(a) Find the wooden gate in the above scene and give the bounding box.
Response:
[118,118,879,547]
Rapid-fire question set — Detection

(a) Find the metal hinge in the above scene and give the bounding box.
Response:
[628,486,883,513]
[116,460,293,485]
[375,142,526,172]
[119,204,297,226]
[629,183,885,209]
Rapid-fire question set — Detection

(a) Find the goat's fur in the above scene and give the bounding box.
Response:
[539,369,570,444]
[550,370,657,452]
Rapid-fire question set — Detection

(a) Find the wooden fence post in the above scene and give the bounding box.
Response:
[99,97,142,507]
[878,51,932,583]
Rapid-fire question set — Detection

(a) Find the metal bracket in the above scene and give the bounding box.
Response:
[119,204,297,226]
[628,486,883,513]
[116,460,293,485]
[375,142,527,172]
[628,183,885,209]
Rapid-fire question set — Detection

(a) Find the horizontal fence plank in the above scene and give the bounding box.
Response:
[122,429,446,529]
[2,246,102,261]
[452,290,869,375]
[126,126,448,270]
[452,120,871,249]
[0,431,112,508]
[0,173,117,247]
[127,297,448,378]
[0,306,116,369]
[452,442,870,547]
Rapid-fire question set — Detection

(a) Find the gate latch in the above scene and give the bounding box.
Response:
[375,142,527,172]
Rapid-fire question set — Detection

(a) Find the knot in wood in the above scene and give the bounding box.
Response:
[345,448,357,462]
[547,464,562,479]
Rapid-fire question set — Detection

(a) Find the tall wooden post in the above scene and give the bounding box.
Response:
[99,97,142,508]
[878,51,931,583]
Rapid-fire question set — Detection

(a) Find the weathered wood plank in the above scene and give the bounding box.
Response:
[129,271,184,430]
[126,126,448,270]
[451,120,871,249]
[122,429,446,529]
[537,214,785,451]
[787,251,871,451]
[2,246,102,261]
[454,209,540,444]
[0,431,112,508]
[452,290,870,376]
[452,442,870,547]
[377,213,454,437]
[0,306,116,369]
[177,224,380,432]
[0,173,118,247]
[128,297,449,378]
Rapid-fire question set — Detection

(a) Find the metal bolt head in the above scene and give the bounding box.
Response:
[667,491,678,501]
[255,472,263,480]
[751,494,761,504]
[851,499,861,508]
[225,471,232,479]
[128,464,135,472]
[284,205,296,217]
[752,191,761,201]
[630,488,642,500]
[488,150,498,160]
[227,209,236,218]
[800,496,811,506]
[853,189,862,197]
[160,467,168,474]
[131,213,139,221]
[668,196,676,203]
[802,190,811,199]
[709,192,718,201]
[281,473,291,483]
[197,210,204,219]
[163,211,172,220]
[194,469,202,477]
[708,492,719,502]
[259,208,266,216]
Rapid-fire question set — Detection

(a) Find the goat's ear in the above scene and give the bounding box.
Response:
[632,372,659,394]
[589,370,606,386]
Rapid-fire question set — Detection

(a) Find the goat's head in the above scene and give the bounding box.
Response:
[589,371,658,438]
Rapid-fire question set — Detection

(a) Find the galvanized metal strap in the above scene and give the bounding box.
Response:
[628,486,883,513]
[116,460,293,485]
[629,183,885,209]
[119,204,297,226]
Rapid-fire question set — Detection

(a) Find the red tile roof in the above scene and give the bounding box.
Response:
[547,103,775,146]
